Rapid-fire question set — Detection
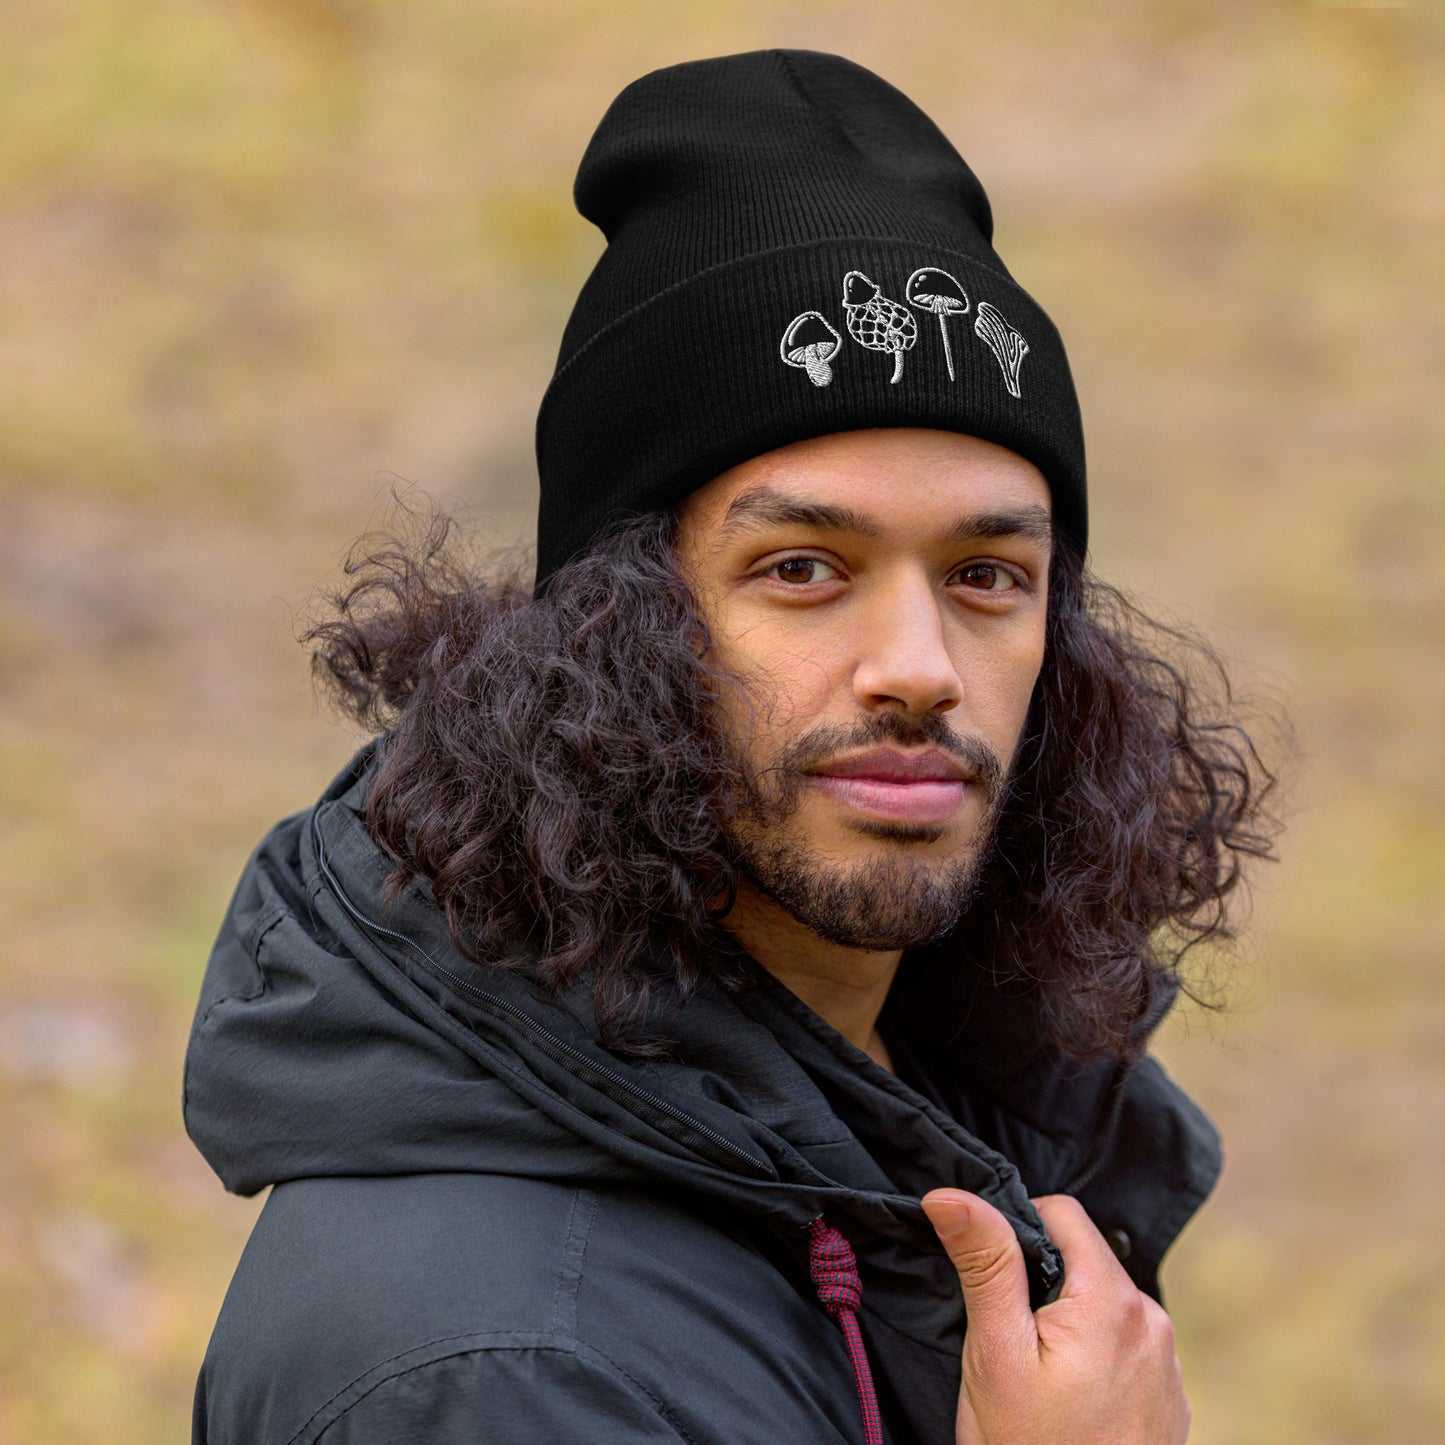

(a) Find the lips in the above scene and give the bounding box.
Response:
[809,747,972,824]
[814,747,970,784]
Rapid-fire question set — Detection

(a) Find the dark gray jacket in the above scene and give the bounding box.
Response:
[185,746,1221,1443]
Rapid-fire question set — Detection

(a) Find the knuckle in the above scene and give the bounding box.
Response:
[955,1241,1016,1292]
[1116,1286,1149,1334]
[1142,1296,1176,1346]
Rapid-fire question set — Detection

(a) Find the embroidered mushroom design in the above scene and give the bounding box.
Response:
[841,271,916,384]
[905,268,969,381]
[973,301,1029,398]
[780,311,842,387]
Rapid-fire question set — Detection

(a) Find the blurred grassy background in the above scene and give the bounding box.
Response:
[0,1,1440,1440]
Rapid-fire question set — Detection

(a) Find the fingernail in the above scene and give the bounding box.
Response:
[922,1192,971,1231]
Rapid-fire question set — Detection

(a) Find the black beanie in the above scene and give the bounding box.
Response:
[533,49,1087,588]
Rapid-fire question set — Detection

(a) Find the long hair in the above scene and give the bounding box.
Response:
[306,504,1283,1060]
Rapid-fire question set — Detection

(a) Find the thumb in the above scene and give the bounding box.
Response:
[921,1190,1034,1346]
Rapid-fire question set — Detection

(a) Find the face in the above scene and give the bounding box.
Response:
[676,428,1053,952]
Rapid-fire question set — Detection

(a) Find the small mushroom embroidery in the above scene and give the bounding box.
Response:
[780,311,842,387]
[973,301,1029,398]
[841,270,917,384]
[905,267,969,381]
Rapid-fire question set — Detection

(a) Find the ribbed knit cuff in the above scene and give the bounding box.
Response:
[535,236,1086,587]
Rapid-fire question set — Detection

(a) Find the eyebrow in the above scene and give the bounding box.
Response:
[718,487,879,539]
[946,505,1054,550]
[717,484,1054,551]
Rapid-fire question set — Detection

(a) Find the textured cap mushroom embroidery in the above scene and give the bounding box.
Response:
[779,311,843,387]
[973,301,1029,398]
[905,267,969,381]
[841,270,917,384]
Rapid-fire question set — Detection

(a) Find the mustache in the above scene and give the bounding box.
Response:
[763,712,1005,806]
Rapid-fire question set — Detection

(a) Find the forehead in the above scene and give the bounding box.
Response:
[681,428,1052,538]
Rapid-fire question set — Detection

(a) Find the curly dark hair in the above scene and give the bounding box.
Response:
[305,503,1282,1061]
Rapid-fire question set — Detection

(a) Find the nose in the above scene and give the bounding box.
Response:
[851,571,963,716]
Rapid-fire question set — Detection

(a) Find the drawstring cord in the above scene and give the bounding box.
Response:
[807,1217,884,1445]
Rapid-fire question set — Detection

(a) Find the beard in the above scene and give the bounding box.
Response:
[725,711,1009,951]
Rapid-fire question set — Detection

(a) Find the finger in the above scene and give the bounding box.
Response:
[1030,1194,1133,1298]
[921,1189,1034,1347]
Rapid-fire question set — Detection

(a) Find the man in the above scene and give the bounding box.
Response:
[186,51,1277,1443]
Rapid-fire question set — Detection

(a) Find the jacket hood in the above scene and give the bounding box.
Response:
[185,743,1220,1417]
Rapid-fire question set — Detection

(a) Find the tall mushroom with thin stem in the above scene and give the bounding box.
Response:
[841,271,916,383]
[779,311,842,387]
[905,267,969,381]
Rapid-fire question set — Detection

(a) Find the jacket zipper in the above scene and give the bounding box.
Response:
[310,808,771,1179]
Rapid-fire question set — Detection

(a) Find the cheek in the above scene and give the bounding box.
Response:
[959,627,1046,755]
[1006,635,1048,749]
[711,623,845,759]
[1006,627,1047,708]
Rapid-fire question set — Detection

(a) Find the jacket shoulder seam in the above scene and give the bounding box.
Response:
[290,1330,696,1444]
[182,901,286,1118]
[198,901,286,1030]
[242,897,290,962]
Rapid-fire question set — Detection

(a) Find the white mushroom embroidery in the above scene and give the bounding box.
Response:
[779,311,842,387]
[905,267,969,381]
[842,271,916,384]
[973,301,1029,398]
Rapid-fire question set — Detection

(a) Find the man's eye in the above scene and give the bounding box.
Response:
[955,564,1019,591]
[768,557,838,585]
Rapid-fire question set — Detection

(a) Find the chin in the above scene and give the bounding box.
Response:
[736,823,987,951]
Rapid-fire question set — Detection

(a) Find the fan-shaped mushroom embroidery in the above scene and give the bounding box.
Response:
[973,301,1029,398]
[841,271,916,384]
[779,311,843,388]
[905,267,969,381]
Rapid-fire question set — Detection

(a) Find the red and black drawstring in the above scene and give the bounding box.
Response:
[807,1217,884,1445]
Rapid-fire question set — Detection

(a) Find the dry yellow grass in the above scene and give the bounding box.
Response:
[1,3,1440,1440]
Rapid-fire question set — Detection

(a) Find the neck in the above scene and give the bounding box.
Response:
[722,876,900,1072]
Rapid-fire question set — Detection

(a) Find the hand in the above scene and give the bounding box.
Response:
[921,1190,1190,1445]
